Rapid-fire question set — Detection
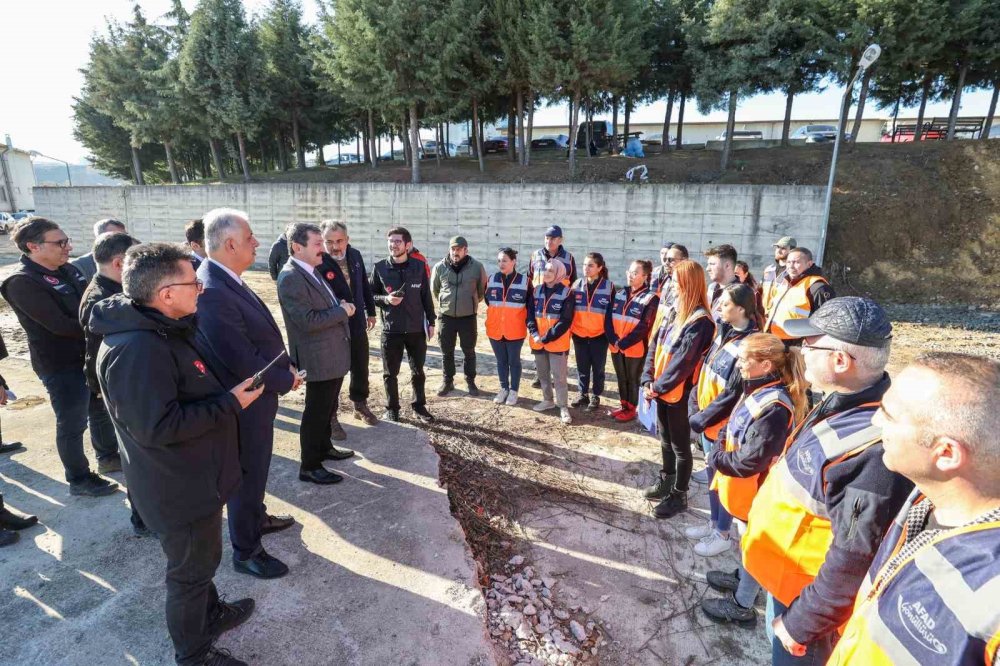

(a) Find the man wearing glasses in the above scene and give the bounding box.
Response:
[0,217,119,497]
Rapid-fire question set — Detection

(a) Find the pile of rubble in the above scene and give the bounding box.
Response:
[485,555,608,665]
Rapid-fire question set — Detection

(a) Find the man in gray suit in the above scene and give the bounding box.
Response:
[72,219,127,282]
[276,223,355,485]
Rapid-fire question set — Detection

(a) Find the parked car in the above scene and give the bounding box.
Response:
[423,141,457,158]
[456,139,471,156]
[0,212,15,233]
[326,154,360,165]
[716,130,764,141]
[482,137,509,153]
[790,124,852,143]
[575,120,614,153]
[11,210,34,221]
[530,134,569,151]
[640,132,675,147]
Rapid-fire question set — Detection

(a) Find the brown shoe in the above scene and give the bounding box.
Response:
[330,412,347,441]
[353,401,379,426]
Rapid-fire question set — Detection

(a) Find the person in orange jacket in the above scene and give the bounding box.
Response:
[569,253,614,412]
[484,247,531,406]
[607,259,658,422]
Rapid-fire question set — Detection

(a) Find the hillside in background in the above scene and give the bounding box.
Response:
[33,162,125,187]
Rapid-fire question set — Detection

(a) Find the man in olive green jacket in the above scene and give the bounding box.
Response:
[431,236,488,396]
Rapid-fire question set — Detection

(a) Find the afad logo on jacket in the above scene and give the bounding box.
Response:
[897,596,948,655]
[43,275,61,285]
[193,360,206,375]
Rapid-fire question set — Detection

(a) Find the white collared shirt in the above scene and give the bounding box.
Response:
[291,257,338,304]
[208,258,243,286]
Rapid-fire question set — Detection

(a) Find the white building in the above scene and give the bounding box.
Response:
[0,142,36,212]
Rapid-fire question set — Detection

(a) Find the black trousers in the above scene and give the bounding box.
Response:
[301,377,344,471]
[572,334,608,396]
[438,315,477,380]
[655,395,694,492]
[612,352,644,406]
[347,331,370,403]
[381,332,427,410]
[159,508,223,666]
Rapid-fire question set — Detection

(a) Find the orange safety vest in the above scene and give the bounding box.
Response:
[694,323,755,440]
[711,382,793,521]
[761,264,780,315]
[528,283,572,353]
[610,285,657,358]
[484,271,529,341]
[741,401,882,606]
[764,274,829,340]
[829,491,1000,666]
[570,277,613,338]
[650,308,713,404]
[530,247,574,288]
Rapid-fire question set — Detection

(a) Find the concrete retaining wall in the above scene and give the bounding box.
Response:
[33,182,828,275]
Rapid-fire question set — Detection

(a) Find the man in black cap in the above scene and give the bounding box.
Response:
[702,297,913,665]
[431,236,488,397]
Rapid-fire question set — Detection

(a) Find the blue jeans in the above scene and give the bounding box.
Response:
[490,338,524,391]
[735,548,762,608]
[766,594,836,665]
[702,434,733,533]
[40,368,119,483]
[572,334,607,396]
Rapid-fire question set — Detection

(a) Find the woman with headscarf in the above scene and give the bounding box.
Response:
[527,260,576,424]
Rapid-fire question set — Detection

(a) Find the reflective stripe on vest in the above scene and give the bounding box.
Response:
[761,264,779,315]
[651,309,713,404]
[712,383,793,521]
[570,278,613,338]
[485,272,528,341]
[529,284,572,353]
[765,274,828,340]
[695,326,753,440]
[611,286,655,358]
[830,492,1000,666]
[531,247,573,288]
[742,401,882,606]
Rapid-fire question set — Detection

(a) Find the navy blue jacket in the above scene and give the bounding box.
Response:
[318,245,376,337]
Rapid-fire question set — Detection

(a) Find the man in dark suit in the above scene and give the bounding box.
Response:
[196,208,302,581]
[277,223,355,485]
[319,220,378,428]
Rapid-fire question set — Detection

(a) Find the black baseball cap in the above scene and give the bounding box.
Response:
[783,297,893,348]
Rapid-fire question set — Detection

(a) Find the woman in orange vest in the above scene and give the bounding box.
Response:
[570,253,614,412]
[608,259,659,422]
[685,283,759,557]
[485,247,531,406]
[640,260,715,519]
[699,333,808,626]
[527,260,576,424]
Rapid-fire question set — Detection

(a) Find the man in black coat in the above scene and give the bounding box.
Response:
[267,234,288,281]
[319,220,378,428]
[0,217,118,496]
[94,243,263,666]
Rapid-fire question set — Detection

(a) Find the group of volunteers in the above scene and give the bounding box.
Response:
[0,209,998,666]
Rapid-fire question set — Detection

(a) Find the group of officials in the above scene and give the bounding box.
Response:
[0,210,998,666]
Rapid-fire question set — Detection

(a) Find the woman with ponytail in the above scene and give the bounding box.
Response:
[640,260,715,520]
[699,332,808,625]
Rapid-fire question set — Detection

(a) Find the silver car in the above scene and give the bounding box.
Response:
[790,124,852,143]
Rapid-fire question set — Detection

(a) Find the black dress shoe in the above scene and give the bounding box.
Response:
[233,550,289,579]
[208,597,255,637]
[324,446,355,461]
[706,569,741,593]
[0,442,25,455]
[0,508,38,531]
[260,514,295,535]
[412,405,435,423]
[701,594,757,625]
[298,467,344,485]
[202,647,248,666]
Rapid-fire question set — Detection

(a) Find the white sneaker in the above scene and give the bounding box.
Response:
[505,390,519,406]
[494,389,509,404]
[694,531,731,557]
[559,408,572,424]
[684,521,713,540]
[533,400,556,412]
[691,468,710,485]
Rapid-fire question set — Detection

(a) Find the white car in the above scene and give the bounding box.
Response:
[0,212,15,233]
[423,141,457,158]
[790,125,852,143]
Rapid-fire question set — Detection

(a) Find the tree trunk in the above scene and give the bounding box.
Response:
[363,115,374,166]
[292,108,305,170]
[983,81,999,140]
[356,130,361,162]
[915,75,931,141]
[837,78,854,143]
[164,141,180,184]
[676,92,686,148]
[568,89,581,179]
[612,95,619,148]
[409,104,421,184]
[721,89,737,171]
[662,88,675,153]
[507,95,517,162]
[131,144,145,185]
[257,138,268,172]
[317,145,325,166]
[946,61,969,140]
[567,97,575,148]
[472,97,486,173]
[235,131,251,182]
[402,112,412,166]
[435,123,442,167]
[850,68,873,143]
[891,88,902,142]
[781,89,794,146]
[276,133,287,171]
[623,95,632,147]
[210,138,226,179]
[585,103,593,159]
[525,91,535,167]
[516,88,526,165]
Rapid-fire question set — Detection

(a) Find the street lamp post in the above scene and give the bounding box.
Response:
[28,150,73,187]
[818,44,881,265]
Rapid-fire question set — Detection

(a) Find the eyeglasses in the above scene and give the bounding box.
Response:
[801,342,855,359]
[160,278,204,293]
[38,238,71,249]
[665,257,680,263]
